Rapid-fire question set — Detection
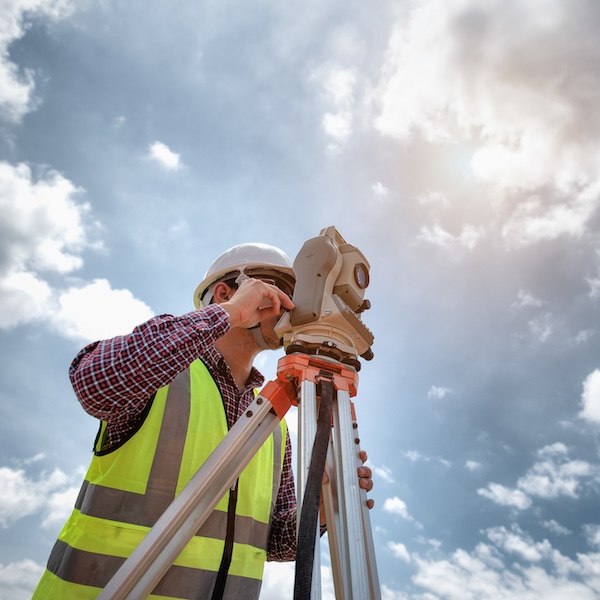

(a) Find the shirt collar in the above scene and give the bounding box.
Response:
[201,345,265,389]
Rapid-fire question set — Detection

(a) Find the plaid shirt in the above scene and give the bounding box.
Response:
[68,304,297,561]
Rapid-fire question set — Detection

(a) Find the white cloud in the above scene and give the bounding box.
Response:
[417,191,449,206]
[373,464,395,484]
[383,496,412,520]
[371,182,389,200]
[486,525,552,562]
[501,190,597,248]
[583,524,600,549]
[527,312,555,343]
[262,561,335,600]
[428,386,453,399]
[404,450,422,462]
[373,0,600,247]
[374,0,599,177]
[588,276,600,299]
[0,272,154,344]
[0,161,92,275]
[0,161,92,329]
[465,460,481,472]
[41,485,81,528]
[403,450,451,469]
[381,586,411,600]
[0,271,53,328]
[572,329,594,345]
[0,161,153,341]
[580,369,600,425]
[0,0,73,122]
[259,562,295,600]
[0,559,44,600]
[478,443,597,510]
[403,524,600,600]
[53,278,154,343]
[415,536,442,552]
[511,289,544,309]
[418,223,485,251]
[541,520,571,536]
[0,462,83,529]
[477,483,532,510]
[148,141,182,170]
[23,453,46,465]
[537,442,568,457]
[388,541,411,563]
[310,64,357,153]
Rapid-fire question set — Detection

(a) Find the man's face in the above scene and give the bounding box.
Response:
[257,314,286,350]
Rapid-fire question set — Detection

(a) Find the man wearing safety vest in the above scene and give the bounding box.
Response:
[33,242,374,599]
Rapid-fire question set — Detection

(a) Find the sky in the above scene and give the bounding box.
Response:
[1,0,600,598]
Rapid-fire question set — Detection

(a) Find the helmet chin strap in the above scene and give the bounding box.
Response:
[249,324,282,350]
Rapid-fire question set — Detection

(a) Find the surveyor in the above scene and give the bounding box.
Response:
[33,242,373,599]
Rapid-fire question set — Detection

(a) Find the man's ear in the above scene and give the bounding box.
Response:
[212,281,234,303]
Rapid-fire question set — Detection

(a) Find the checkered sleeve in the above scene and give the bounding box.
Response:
[267,428,297,561]
[69,305,231,423]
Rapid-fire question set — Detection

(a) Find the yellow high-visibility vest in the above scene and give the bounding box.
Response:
[33,359,286,599]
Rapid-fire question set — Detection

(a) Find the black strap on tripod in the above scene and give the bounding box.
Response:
[211,480,238,600]
[294,378,334,600]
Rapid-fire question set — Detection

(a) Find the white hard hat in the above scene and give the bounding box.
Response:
[194,242,295,308]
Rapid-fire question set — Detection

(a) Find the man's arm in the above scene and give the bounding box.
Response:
[267,429,298,562]
[69,305,230,423]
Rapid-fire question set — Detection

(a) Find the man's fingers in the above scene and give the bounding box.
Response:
[358,466,372,479]
[359,479,373,492]
[357,451,374,503]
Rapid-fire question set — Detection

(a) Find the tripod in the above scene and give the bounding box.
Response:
[98,352,381,599]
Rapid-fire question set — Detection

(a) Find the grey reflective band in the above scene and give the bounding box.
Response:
[47,540,262,599]
[76,480,270,549]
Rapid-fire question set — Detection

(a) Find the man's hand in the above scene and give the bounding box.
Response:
[357,450,375,509]
[221,278,294,329]
[320,450,374,526]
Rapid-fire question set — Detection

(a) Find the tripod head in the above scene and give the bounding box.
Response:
[276,226,374,370]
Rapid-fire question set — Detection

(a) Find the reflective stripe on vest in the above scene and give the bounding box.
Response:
[33,361,286,599]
